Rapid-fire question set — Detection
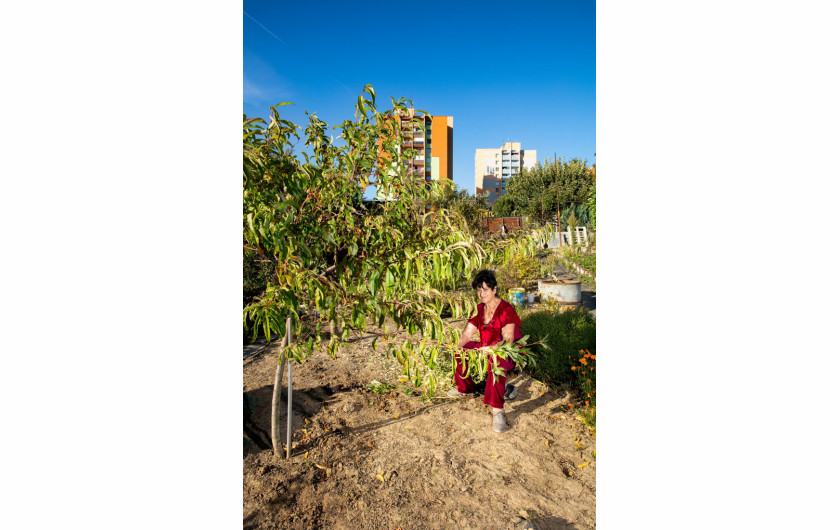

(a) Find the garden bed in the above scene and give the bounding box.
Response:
[243,320,596,529]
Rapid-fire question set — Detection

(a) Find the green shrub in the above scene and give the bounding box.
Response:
[567,251,596,275]
[520,308,596,386]
[495,252,541,296]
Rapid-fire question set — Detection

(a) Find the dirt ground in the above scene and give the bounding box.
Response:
[243,322,596,529]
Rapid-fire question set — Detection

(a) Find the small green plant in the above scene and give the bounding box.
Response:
[538,252,560,278]
[578,406,596,430]
[571,349,596,430]
[566,211,578,232]
[367,380,395,394]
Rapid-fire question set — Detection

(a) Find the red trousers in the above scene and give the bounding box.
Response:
[454,341,515,408]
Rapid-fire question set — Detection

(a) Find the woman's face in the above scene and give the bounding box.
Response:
[476,282,497,304]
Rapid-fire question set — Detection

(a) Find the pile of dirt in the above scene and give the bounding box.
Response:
[243,327,596,529]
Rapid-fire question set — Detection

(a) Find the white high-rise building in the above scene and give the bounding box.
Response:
[474,142,537,205]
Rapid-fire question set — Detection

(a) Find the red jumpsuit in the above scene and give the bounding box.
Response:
[454,299,523,408]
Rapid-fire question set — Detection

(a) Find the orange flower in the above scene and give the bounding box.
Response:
[567,403,573,408]
[580,358,588,365]
[571,366,577,371]
[590,355,596,361]
[585,400,590,406]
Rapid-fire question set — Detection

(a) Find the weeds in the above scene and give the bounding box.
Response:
[367,380,395,394]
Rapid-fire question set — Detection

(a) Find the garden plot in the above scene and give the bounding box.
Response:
[244,323,596,530]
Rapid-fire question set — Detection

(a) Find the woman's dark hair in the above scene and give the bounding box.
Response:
[471,269,497,290]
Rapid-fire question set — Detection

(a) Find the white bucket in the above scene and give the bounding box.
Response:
[527,293,535,304]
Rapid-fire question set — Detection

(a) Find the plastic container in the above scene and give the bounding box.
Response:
[527,293,535,304]
[509,288,526,307]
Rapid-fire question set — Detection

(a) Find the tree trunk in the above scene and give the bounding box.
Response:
[271,318,292,456]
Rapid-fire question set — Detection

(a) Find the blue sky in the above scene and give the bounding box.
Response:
[243,0,595,195]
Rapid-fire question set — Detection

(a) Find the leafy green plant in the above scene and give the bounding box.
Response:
[495,252,542,295]
[538,253,560,279]
[244,85,550,361]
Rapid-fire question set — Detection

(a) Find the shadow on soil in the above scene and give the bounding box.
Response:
[504,386,573,426]
[528,516,581,529]
[245,383,454,458]
[245,379,575,456]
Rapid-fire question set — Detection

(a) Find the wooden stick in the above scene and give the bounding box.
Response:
[270,323,290,456]
[285,317,292,459]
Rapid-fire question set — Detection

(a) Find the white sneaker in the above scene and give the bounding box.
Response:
[447,388,469,398]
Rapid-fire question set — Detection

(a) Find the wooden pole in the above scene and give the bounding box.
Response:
[285,317,292,459]
[270,321,290,456]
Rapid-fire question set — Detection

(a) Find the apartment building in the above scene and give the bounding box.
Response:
[387,108,453,183]
[474,142,537,205]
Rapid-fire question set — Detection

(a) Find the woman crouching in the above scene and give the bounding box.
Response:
[447,269,523,433]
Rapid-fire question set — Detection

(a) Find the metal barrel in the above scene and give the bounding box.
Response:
[538,279,582,303]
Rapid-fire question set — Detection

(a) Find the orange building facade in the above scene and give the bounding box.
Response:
[382,108,453,185]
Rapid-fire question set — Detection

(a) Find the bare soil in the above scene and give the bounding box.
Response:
[243,323,596,529]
